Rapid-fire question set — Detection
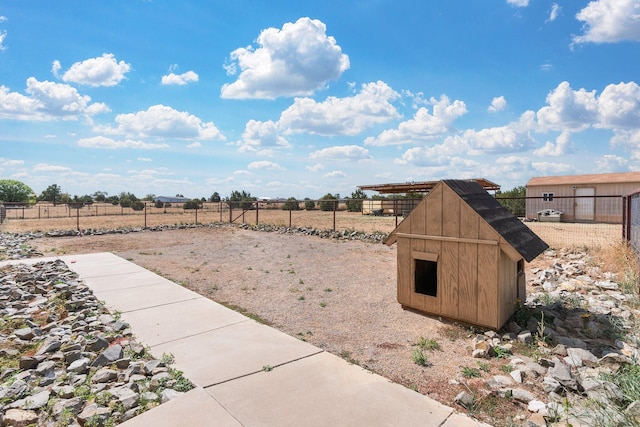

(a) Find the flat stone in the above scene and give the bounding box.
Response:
[160,388,183,403]
[542,376,562,394]
[565,347,598,367]
[525,413,547,427]
[2,408,38,427]
[91,368,118,383]
[14,327,34,340]
[510,369,523,383]
[527,399,546,413]
[22,389,50,409]
[68,357,90,373]
[547,361,577,391]
[511,388,535,403]
[454,391,474,408]
[112,387,139,410]
[92,344,123,367]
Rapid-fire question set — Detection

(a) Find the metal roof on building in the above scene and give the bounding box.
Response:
[358,178,500,194]
[527,172,640,187]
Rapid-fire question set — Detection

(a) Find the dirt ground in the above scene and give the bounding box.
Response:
[0,213,624,425]
[21,225,550,425]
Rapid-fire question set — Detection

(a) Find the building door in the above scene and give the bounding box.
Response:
[575,187,595,221]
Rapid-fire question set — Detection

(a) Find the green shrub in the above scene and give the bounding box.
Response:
[282,197,301,211]
[304,199,315,210]
[319,193,338,211]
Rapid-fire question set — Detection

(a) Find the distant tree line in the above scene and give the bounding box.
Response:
[4,180,532,216]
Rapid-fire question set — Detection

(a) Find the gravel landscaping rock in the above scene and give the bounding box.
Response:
[0,248,194,426]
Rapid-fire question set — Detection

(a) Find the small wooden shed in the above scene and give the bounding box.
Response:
[384,180,548,330]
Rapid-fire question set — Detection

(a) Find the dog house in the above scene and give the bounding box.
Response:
[384,180,548,330]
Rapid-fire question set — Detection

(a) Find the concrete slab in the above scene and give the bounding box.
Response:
[151,320,321,387]
[207,351,454,427]
[59,253,146,278]
[77,270,171,293]
[92,279,201,312]
[120,297,248,346]
[119,387,242,427]
[442,413,493,427]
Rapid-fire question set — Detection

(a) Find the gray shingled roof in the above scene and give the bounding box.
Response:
[443,180,548,262]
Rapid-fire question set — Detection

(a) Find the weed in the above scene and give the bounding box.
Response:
[477,361,490,373]
[320,302,326,308]
[500,364,514,373]
[299,278,304,285]
[169,368,194,392]
[493,346,510,359]
[416,337,441,351]
[209,284,218,291]
[412,347,428,366]
[246,266,252,270]
[324,288,333,292]
[218,302,271,325]
[339,350,360,366]
[262,365,273,372]
[298,295,305,301]
[161,352,175,365]
[462,366,482,378]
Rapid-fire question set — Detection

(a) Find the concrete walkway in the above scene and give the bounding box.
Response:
[8,253,490,427]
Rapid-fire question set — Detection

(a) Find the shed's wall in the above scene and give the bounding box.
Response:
[526,182,630,222]
[498,251,519,327]
[396,183,513,329]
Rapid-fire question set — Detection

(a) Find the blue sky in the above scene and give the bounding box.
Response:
[1,1,640,200]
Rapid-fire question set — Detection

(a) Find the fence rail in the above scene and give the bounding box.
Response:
[0,197,625,249]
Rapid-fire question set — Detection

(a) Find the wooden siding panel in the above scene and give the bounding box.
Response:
[409,193,427,312]
[477,245,498,328]
[458,242,478,323]
[441,241,459,318]
[426,184,443,236]
[443,185,460,238]
[458,201,479,323]
[498,251,517,328]
[397,238,411,306]
[476,217,498,328]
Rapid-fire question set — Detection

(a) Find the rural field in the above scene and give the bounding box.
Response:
[0,211,629,425]
[1,205,623,250]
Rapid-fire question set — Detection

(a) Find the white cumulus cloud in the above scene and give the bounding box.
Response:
[54,53,131,87]
[488,96,507,112]
[237,120,289,153]
[309,145,371,161]
[0,78,109,121]
[221,17,350,99]
[100,105,224,140]
[248,160,284,170]
[161,71,199,85]
[595,154,629,171]
[77,136,170,150]
[364,95,467,146]
[507,0,529,7]
[536,81,598,131]
[533,131,573,156]
[324,170,346,178]
[573,0,640,44]
[0,31,6,51]
[279,81,401,136]
[306,163,325,172]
